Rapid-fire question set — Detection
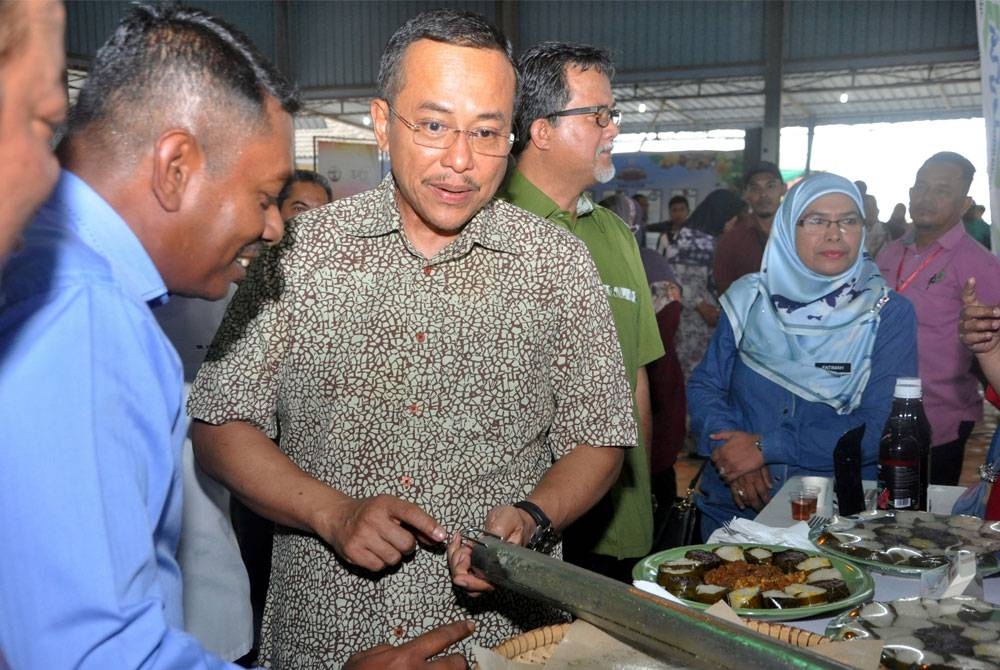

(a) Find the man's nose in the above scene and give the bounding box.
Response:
[441,131,474,172]
[263,205,285,246]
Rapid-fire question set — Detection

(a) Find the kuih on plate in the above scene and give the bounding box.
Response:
[810,510,1000,577]
[827,596,1000,669]
[633,543,874,621]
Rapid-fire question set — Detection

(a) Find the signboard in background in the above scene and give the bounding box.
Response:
[597,150,745,225]
[977,0,1000,251]
[314,138,381,200]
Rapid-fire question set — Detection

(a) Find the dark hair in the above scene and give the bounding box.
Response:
[921,151,976,191]
[513,42,614,155]
[377,9,515,106]
[668,195,689,209]
[742,161,783,188]
[278,169,333,208]
[68,2,299,158]
[0,0,27,66]
[600,193,640,226]
[687,189,746,237]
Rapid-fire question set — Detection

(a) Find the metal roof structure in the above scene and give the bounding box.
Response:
[62,1,986,156]
[614,61,982,133]
[296,59,983,137]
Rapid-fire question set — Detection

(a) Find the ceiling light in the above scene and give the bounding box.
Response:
[839,92,849,104]
[638,103,647,113]
[362,115,372,126]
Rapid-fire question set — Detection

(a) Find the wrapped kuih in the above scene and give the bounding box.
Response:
[761,589,797,609]
[715,545,745,563]
[692,583,729,605]
[772,549,810,573]
[728,586,763,609]
[745,547,773,565]
[684,549,723,571]
[656,568,699,598]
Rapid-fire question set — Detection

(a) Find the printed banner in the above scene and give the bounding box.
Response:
[315,139,381,201]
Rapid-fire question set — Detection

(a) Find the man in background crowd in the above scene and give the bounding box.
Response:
[0,0,67,260]
[0,4,471,668]
[713,161,785,294]
[647,194,690,254]
[855,179,889,259]
[278,169,333,220]
[499,42,662,581]
[963,200,991,250]
[876,152,1000,486]
[188,9,632,666]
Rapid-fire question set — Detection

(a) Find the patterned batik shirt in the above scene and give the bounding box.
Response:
[188,174,636,668]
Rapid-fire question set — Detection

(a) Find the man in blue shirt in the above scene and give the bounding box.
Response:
[0,4,470,669]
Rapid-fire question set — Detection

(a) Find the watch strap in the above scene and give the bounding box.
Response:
[512,500,558,551]
[512,500,551,531]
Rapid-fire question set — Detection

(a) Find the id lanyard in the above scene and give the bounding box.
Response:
[894,246,943,293]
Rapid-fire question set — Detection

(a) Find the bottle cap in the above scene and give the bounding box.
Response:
[894,377,922,399]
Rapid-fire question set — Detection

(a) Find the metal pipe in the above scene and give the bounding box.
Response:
[468,534,853,670]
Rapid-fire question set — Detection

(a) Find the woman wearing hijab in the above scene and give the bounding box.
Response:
[688,173,918,538]
[669,189,747,382]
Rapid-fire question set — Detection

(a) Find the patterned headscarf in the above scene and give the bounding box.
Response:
[720,173,889,414]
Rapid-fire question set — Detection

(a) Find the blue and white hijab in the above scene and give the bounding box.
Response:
[720,173,889,414]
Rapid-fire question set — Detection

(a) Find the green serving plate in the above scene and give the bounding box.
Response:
[633,543,874,621]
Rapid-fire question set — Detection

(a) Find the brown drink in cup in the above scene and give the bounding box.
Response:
[789,486,819,521]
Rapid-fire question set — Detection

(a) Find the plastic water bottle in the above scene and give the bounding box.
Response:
[877,377,932,511]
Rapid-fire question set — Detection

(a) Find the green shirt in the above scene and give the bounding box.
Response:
[499,167,665,558]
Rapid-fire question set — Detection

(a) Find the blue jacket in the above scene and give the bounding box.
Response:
[689,292,917,538]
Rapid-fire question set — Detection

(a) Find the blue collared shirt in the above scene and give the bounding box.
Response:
[0,171,236,669]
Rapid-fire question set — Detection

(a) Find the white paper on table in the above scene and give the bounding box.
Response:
[707,518,816,551]
[544,620,683,669]
[471,645,537,670]
[473,620,685,670]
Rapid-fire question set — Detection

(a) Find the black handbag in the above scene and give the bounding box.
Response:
[654,459,709,550]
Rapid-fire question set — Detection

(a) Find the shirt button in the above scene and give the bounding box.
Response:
[415,332,426,343]
[423,266,433,276]
[782,408,789,415]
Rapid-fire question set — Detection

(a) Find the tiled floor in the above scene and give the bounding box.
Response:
[675,400,997,493]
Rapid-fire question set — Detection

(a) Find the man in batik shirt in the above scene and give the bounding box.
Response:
[189,9,635,667]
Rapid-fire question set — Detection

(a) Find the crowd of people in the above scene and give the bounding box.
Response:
[1,1,999,669]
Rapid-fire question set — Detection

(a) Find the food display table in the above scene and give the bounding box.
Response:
[753,476,999,634]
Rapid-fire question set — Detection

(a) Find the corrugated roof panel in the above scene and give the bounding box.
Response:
[66,1,130,61]
[66,2,277,64]
[786,1,975,63]
[516,1,763,76]
[289,1,497,92]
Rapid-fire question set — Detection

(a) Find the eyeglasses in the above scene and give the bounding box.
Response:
[546,105,622,128]
[385,103,514,157]
[797,214,862,234]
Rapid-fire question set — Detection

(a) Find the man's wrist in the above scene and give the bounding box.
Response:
[512,500,559,552]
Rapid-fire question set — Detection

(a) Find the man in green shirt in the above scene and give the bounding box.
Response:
[499,42,664,581]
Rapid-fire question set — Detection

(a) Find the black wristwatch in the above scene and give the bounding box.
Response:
[512,500,560,553]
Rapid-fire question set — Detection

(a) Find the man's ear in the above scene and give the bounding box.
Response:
[151,129,203,213]
[528,117,552,151]
[371,99,391,153]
